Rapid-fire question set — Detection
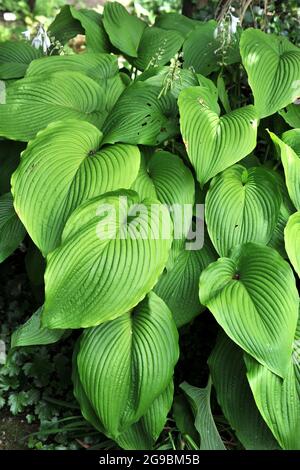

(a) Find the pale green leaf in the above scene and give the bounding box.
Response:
[11,307,65,348]
[103,2,146,57]
[285,212,300,277]
[240,29,300,118]
[179,85,258,186]
[199,243,299,377]
[0,192,26,263]
[76,292,178,438]
[279,104,300,128]
[43,190,172,328]
[208,333,279,449]
[206,165,281,256]
[0,72,106,142]
[181,379,226,450]
[12,119,140,255]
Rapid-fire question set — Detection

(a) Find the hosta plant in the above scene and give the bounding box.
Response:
[0,3,299,450]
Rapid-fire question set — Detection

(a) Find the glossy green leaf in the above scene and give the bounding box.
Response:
[11,307,65,348]
[199,243,298,377]
[245,313,300,450]
[76,292,178,438]
[132,26,184,71]
[154,238,216,327]
[70,8,110,53]
[131,150,194,241]
[48,5,84,44]
[12,120,140,255]
[285,212,300,277]
[43,190,172,328]
[179,85,257,186]
[240,29,300,118]
[181,379,226,450]
[103,82,178,145]
[269,131,300,210]
[154,12,198,38]
[0,41,42,79]
[206,165,281,256]
[0,72,105,142]
[103,2,146,57]
[0,192,26,263]
[279,104,300,128]
[208,333,279,449]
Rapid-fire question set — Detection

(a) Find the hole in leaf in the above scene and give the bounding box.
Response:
[88,149,97,157]
[232,273,240,280]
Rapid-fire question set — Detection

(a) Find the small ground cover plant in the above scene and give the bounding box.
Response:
[0,1,299,450]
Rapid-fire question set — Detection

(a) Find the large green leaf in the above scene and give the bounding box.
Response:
[138,67,199,99]
[48,5,84,44]
[178,85,257,187]
[154,238,216,327]
[240,29,300,118]
[206,165,281,256]
[11,307,65,348]
[0,140,25,195]
[285,212,300,277]
[132,26,184,71]
[0,192,26,263]
[181,379,226,450]
[12,120,140,255]
[76,292,178,439]
[0,41,42,80]
[103,82,178,145]
[208,333,279,450]
[199,243,298,377]
[0,72,105,142]
[154,12,198,38]
[103,2,146,58]
[183,21,240,76]
[73,343,174,449]
[269,131,300,210]
[42,190,172,328]
[131,150,194,241]
[279,103,300,128]
[245,314,300,450]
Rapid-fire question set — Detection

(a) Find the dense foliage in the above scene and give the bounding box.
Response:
[0,2,299,450]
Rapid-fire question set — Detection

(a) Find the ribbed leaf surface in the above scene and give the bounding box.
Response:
[285,212,300,277]
[0,193,25,263]
[206,165,281,256]
[208,333,279,449]
[0,72,106,141]
[178,86,257,186]
[11,307,65,348]
[12,120,140,255]
[76,292,178,438]
[43,190,172,328]
[154,12,198,38]
[240,29,300,118]
[0,41,42,79]
[103,82,178,145]
[199,243,298,377]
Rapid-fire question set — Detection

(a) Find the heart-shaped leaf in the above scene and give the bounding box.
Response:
[245,314,300,450]
[285,212,300,277]
[178,85,257,187]
[132,26,184,71]
[103,2,146,57]
[0,72,106,142]
[208,333,279,450]
[154,238,216,327]
[199,243,299,377]
[76,292,178,438]
[206,165,281,256]
[43,190,172,328]
[0,193,26,263]
[0,41,42,79]
[11,307,65,348]
[240,29,300,118]
[12,119,140,255]
[73,343,174,449]
[103,82,178,145]
[269,131,300,211]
